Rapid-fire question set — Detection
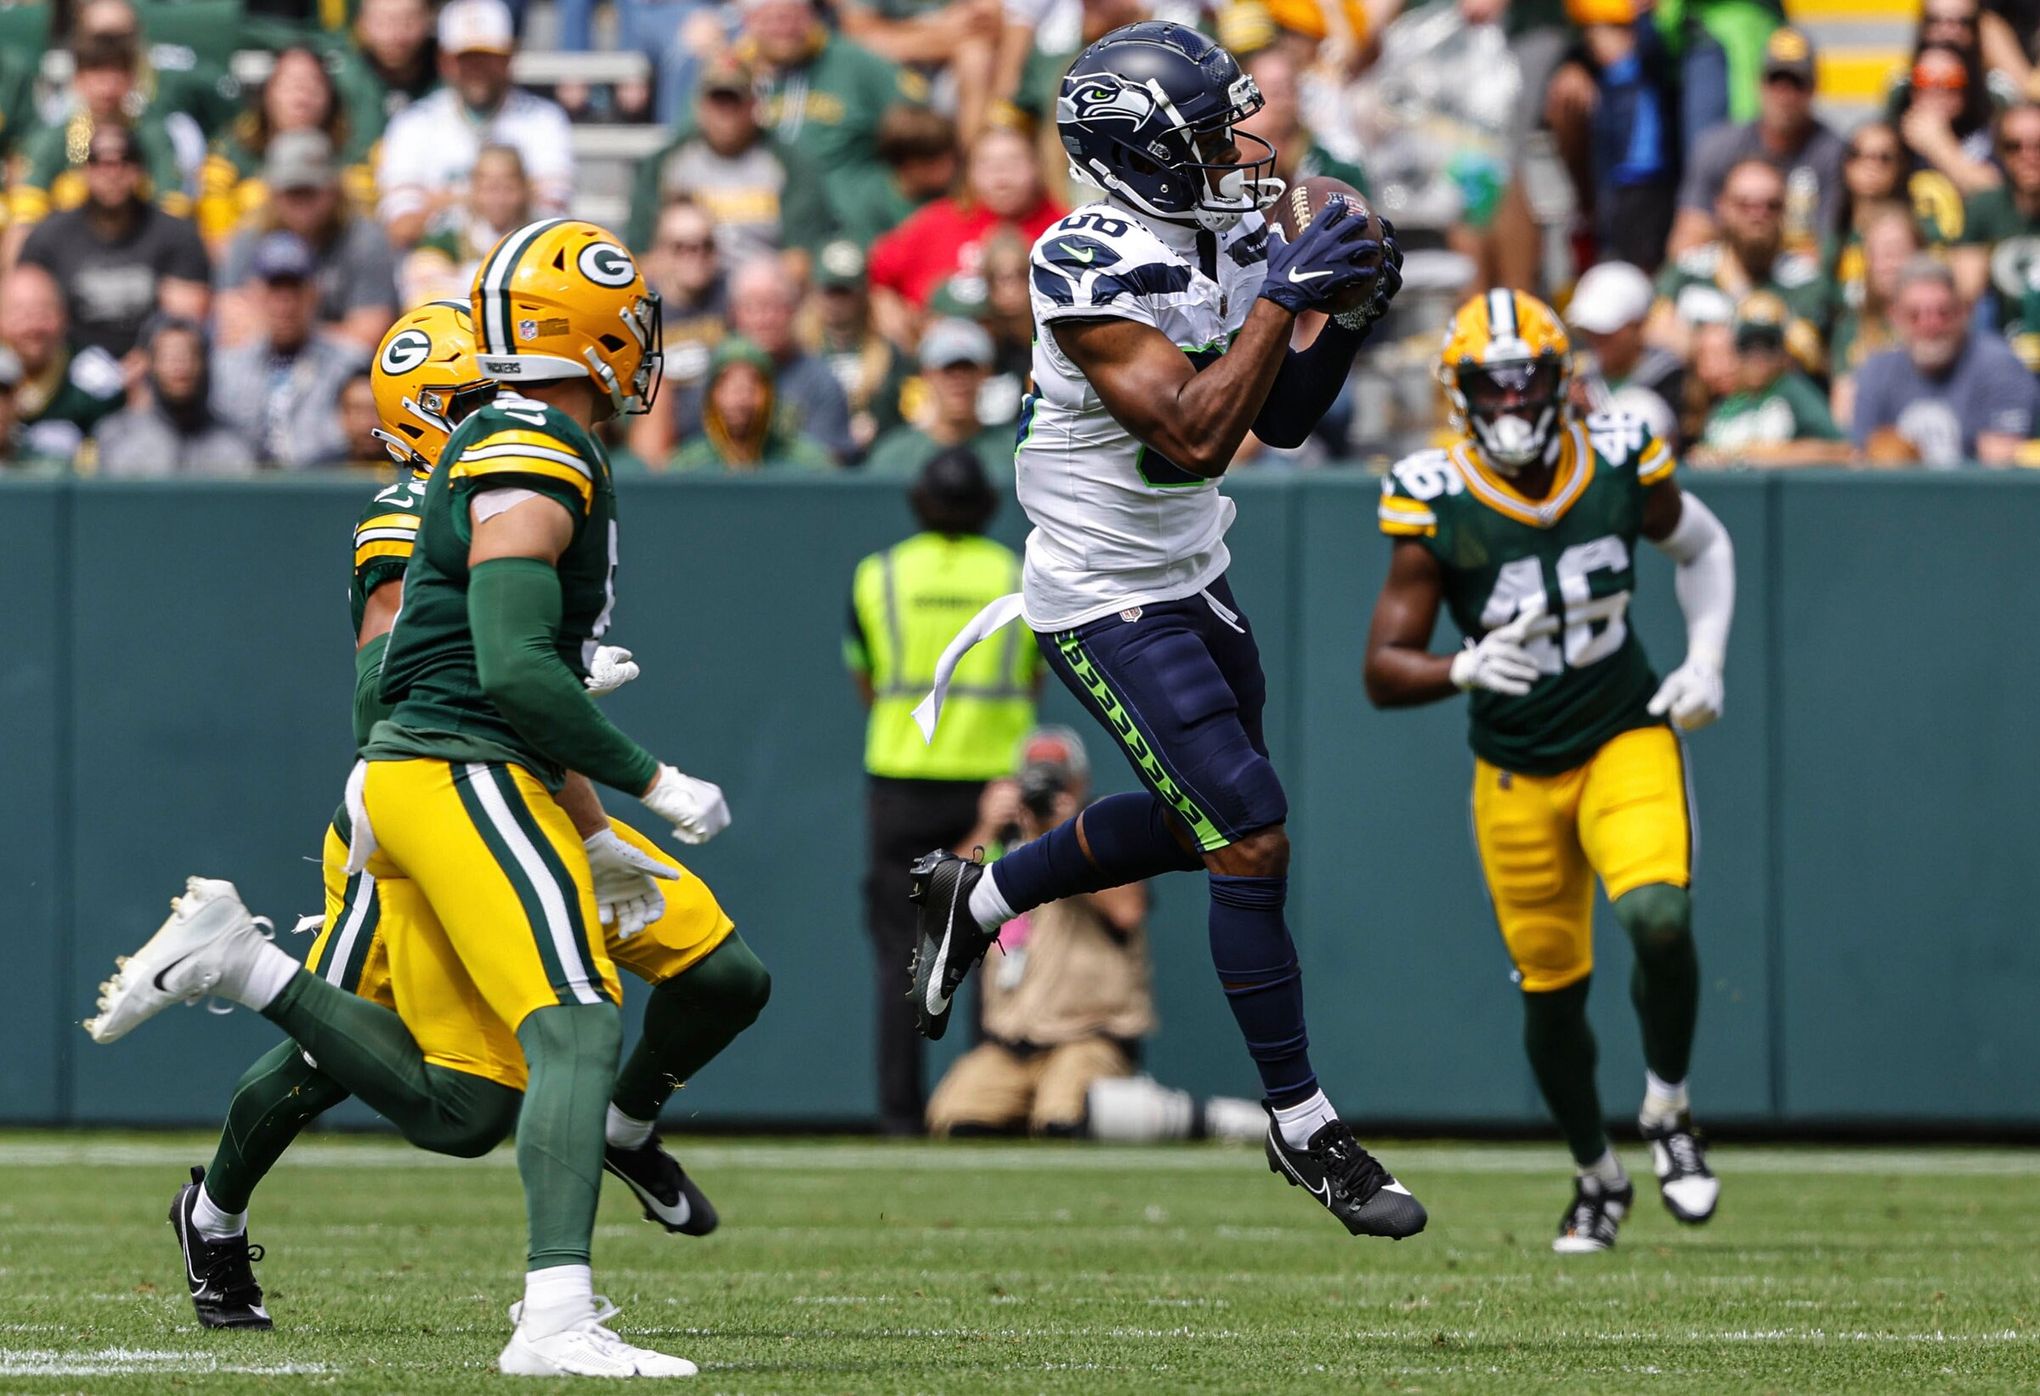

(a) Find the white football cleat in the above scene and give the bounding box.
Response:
[1641,1114,1720,1224]
[84,878,270,1044]
[499,1299,698,1378]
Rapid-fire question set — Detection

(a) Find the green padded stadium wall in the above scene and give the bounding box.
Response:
[4,471,2035,1128]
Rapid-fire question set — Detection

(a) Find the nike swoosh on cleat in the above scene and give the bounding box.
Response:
[924,870,964,1016]
[152,949,200,994]
[1383,1180,1411,1195]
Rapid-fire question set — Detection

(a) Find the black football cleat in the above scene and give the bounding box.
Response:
[169,1166,271,1329]
[906,850,999,1041]
[1265,1118,1428,1239]
[603,1135,719,1236]
[1553,1174,1635,1253]
[1642,1113,1720,1224]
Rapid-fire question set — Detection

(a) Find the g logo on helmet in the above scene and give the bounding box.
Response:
[380,328,432,375]
[577,241,638,289]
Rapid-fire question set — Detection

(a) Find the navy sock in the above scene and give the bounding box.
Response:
[1208,872,1317,1105]
[989,791,1201,914]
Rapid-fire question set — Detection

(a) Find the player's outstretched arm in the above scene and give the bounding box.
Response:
[1364,539,1543,706]
[1051,203,1380,477]
[1641,480,1735,730]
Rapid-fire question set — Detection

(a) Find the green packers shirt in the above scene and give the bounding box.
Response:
[1379,414,1677,776]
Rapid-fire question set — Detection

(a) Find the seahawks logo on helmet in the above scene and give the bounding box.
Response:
[1063,78,1156,128]
[577,241,638,288]
[379,327,432,375]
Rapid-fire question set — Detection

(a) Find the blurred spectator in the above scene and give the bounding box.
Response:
[1,265,126,465]
[834,0,1000,143]
[210,233,365,469]
[1953,102,2040,370]
[925,230,1031,428]
[93,317,258,477]
[1568,0,1680,271]
[1681,318,1741,446]
[1830,205,1924,423]
[866,318,1013,477]
[71,0,241,168]
[376,0,573,247]
[1238,47,1369,193]
[741,0,930,242]
[9,33,189,249]
[0,348,24,470]
[1852,257,2038,467]
[1566,260,1683,444]
[868,125,1063,336]
[552,0,701,126]
[1979,0,2040,102]
[640,256,855,463]
[1651,158,1831,375]
[668,337,838,473]
[846,446,1035,1133]
[1825,121,1951,306]
[1689,294,1849,467]
[638,200,730,421]
[331,0,442,143]
[18,124,211,362]
[1898,43,2006,197]
[1672,27,1845,259]
[402,143,533,306]
[925,726,1152,1139]
[808,239,910,454]
[626,53,826,263]
[337,370,386,466]
[216,133,400,354]
[826,104,959,253]
[198,46,374,246]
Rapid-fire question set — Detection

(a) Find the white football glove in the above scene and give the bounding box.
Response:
[1648,656,1724,731]
[1449,611,1546,697]
[584,645,641,696]
[642,764,731,846]
[583,827,679,939]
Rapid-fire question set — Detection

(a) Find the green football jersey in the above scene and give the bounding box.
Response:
[349,470,424,636]
[369,392,620,787]
[1380,412,1678,776]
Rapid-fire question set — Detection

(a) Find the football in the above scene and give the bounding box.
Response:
[1267,175,1384,314]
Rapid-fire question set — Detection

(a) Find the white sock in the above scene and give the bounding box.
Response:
[605,1103,654,1150]
[1271,1089,1338,1150]
[191,1183,246,1242]
[967,868,1016,930]
[520,1263,595,1339]
[1641,1070,1689,1125]
[226,942,300,1013]
[1577,1149,1627,1191]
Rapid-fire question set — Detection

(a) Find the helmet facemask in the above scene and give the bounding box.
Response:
[1062,72,1283,232]
[1452,356,1567,475]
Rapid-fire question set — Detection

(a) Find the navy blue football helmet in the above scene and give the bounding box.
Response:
[1057,22,1282,232]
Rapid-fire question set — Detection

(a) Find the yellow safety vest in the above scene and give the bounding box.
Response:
[850,531,1036,780]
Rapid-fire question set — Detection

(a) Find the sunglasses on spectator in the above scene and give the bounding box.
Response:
[1913,67,1967,91]
[1848,145,1899,162]
[1923,10,1975,27]
[663,238,715,254]
[86,151,138,167]
[1727,195,1785,212]
[2001,136,2040,156]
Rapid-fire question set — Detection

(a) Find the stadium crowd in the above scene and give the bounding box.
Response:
[0,0,2034,474]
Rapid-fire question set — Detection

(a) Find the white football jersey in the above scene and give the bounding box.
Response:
[1015,200,1270,629]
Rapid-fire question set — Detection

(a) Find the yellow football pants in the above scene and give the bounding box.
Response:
[1470,724,1692,994]
[305,760,737,1090]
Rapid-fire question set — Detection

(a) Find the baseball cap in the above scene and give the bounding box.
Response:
[1733,291,1789,348]
[1020,725,1091,787]
[264,130,336,192]
[1566,261,1653,335]
[1761,26,1816,85]
[699,51,754,98]
[252,230,317,283]
[814,239,867,291]
[918,317,994,371]
[439,0,514,56]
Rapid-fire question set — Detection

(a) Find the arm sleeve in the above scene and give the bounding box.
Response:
[469,557,661,795]
[353,631,395,750]
[1648,490,1734,669]
[1251,321,1365,449]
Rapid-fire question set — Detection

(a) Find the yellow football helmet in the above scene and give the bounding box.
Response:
[470,217,663,417]
[1438,289,1574,474]
[370,300,495,471]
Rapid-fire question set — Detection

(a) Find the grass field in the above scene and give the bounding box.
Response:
[0,1134,2035,1394]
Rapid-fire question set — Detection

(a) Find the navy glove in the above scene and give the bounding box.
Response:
[1332,215,1404,339]
[1258,200,1383,314]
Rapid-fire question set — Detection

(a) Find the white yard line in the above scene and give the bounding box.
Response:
[1,1137,2037,1176]
[0,1347,335,1377]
